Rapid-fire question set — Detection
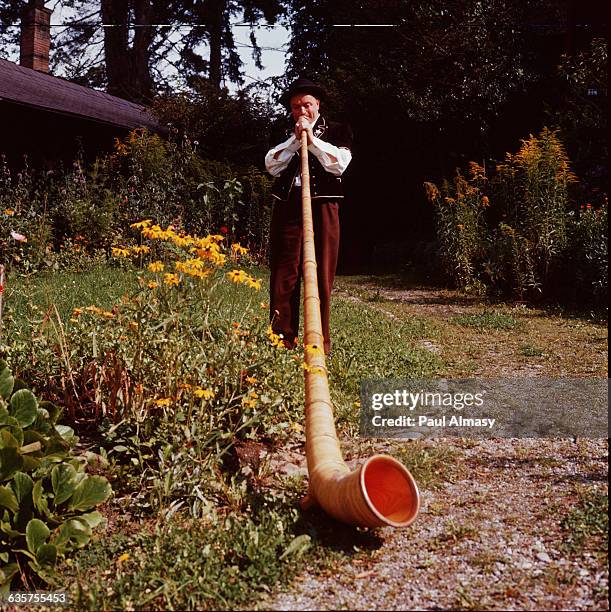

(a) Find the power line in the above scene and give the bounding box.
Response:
[2,22,288,28]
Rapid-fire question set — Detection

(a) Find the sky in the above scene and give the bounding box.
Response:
[230,23,290,91]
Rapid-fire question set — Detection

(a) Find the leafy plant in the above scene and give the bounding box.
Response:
[0,360,111,590]
[425,162,489,293]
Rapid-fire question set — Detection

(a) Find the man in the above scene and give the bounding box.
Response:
[265,77,353,355]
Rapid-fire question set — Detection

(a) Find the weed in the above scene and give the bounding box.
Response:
[453,310,521,331]
[520,344,545,357]
[561,489,608,554]
[391,441,463,489]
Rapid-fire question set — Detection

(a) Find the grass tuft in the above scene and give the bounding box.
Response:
[453,310,522,331]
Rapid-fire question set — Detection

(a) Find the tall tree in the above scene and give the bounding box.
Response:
[0,0,287,100]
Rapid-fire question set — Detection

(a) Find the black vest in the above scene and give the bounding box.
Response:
[270,116,353,202]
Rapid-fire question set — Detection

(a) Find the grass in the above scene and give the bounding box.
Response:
[561,489,608,554]
[391,440,464,489]
[63,503,306,611]
[2,262,436,610]
[520,344,545,357]
[452,310,522,331]
[4,263,138,326]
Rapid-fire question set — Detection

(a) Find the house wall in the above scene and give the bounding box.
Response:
[0,101,131,170]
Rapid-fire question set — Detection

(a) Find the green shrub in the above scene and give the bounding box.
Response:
[424,162,489,293]
[0,360,111,590]
[0,130,273,275]
[3,224,302,516]
[425,128,606,305]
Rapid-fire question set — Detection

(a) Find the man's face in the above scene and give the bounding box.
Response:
[290,94,320,124]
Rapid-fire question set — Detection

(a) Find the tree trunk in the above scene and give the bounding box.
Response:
[102,0,154,103]
[208,0,225,89]
[101,0,129,99]
[132,0,154,102]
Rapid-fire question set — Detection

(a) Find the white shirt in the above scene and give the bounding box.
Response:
[264,125,352,186]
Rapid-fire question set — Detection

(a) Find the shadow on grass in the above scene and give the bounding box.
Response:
[295,505,385,555]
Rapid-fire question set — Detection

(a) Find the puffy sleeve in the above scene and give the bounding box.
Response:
[308,137,352,176]
[264,135,301,177]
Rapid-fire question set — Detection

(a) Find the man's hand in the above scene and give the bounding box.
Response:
[294,117,314,145]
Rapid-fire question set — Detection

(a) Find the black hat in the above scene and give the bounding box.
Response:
[280,77,327,108]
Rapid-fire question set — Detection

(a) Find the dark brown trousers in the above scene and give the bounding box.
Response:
[269,189,340,355]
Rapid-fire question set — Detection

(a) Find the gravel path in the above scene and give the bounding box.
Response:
[262,283,608,611]
[264,438,608,611]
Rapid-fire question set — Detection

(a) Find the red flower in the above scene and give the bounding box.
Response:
[220,226,228,234]
[586,203,592,209]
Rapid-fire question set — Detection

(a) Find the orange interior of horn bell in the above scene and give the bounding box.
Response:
[362,456,420,526]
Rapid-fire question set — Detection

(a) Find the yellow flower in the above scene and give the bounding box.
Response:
[246,277,262,290]
[163,273,180,286]
[267,325,284,348]
[148,261,164,273]
[101,310,115,318]
[246,376,257,384]
[242,398,257,408]
[148,281,159,289]
[117,552,130,563]
[227,269,246,283]
[112,247,131,258]
[132,245,151,254]
[194,388,214,400]
[231,243,248,256]
[154,398,171,407]
[130,219,152,229]
[85,305,103,314]
[128,321,139,330]
[3,209,15,216]
[457,224,464,230]
[72,307,83,316]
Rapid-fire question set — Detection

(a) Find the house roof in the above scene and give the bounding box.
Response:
[0,58,163,132]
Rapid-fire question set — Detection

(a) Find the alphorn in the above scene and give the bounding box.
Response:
[298,130,420,527]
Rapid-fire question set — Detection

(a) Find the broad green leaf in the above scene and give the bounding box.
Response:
[0,562,19,592]
[39,401,61,424]
[0,403,9,423]
[0,485,18,513]
[36,543,57,567]
[32,480,51,519]
[77,511,105,529]
[0,447,24,480]
[22,429,44,447]
[279,534,311,560]
[11,472,33,503]
[67,476,111,512]
[21,455,41,472]
[51,464,78,505]
[9,389,38,428]
[55,425,75,442]
[0,429,19,448]
[26,518,50,554]
[54,518,92,551]
[0,365,14,401]
[0,520,22,537]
